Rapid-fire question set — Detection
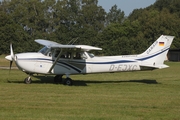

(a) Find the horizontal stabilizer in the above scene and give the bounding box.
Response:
[140,64,169,69]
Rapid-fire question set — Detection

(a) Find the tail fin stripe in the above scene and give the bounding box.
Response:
[136,47,170,61]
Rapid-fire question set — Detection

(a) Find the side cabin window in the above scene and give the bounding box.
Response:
[59,52,72,59]
[73,52,81,59]
[54,49,61,58]
[39,47,91,59]
[54,48,88,60]
[53,49,72,59]
[73,52,87,60]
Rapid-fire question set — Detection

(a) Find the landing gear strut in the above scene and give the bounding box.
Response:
[24,76,32,84]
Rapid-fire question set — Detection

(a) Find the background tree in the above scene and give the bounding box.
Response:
[106,4,125,25]
[0,0,180,56]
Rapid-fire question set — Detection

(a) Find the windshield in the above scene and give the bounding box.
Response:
[38,46,50,55]
[87,52,95,58]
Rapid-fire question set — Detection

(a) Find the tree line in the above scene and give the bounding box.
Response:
[0,0,180,55]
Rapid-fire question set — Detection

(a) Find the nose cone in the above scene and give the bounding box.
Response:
[5,55,12,61]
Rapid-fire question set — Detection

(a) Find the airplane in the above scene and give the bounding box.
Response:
[5,35,174,85]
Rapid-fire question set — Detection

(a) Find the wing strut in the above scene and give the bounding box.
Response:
[48,49,63,73]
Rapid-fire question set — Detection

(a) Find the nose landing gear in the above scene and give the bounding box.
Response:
[24,76,32,84]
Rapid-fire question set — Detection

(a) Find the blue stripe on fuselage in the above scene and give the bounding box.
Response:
[18,58,82,73]
[58,61,82,73]
[85,60,135,64]
[136,47,169,61]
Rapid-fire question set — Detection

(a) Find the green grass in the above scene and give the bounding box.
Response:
[0,61,180,119]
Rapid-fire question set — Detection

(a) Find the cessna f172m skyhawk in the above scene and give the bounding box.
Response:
[5,35,174,85]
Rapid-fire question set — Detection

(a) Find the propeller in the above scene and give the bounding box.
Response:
[5,43,15,75]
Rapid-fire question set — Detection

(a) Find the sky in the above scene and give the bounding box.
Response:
[98,0,156,16]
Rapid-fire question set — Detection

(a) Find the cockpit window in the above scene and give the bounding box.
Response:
[81,52,87,59]
[87,52,95,58]
[38,47,51,56]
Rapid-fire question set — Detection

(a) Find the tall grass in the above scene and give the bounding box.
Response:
[0,61,180,120]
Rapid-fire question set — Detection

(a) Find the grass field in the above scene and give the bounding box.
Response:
[0,57,180,119]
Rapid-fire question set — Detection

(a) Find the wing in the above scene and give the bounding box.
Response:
[35,39,102,51]
[35,39,61,47]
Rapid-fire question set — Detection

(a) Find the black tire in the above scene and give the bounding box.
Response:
[24,77,32,84]
[63,78,72,86]
[54,75,62,83]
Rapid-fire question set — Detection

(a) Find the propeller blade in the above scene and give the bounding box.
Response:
[10,43,14,60]
[5,43,15,81]
[10,61,13,70]
[8,61,13,75]
[5,43,15,61]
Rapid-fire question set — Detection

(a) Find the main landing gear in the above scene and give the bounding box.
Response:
[54,75,73,86]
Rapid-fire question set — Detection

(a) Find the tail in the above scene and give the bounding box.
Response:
[137,35,174,69]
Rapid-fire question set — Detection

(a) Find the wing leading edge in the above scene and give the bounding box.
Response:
[35,39,102,51]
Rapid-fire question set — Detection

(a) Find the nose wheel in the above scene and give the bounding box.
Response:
[24,76,32,84]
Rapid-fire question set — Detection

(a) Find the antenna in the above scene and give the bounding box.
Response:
[67,37,79,45]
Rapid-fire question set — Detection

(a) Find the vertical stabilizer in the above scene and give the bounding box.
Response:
[138,35,174,69]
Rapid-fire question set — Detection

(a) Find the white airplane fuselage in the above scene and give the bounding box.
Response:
[14,52,141,75]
